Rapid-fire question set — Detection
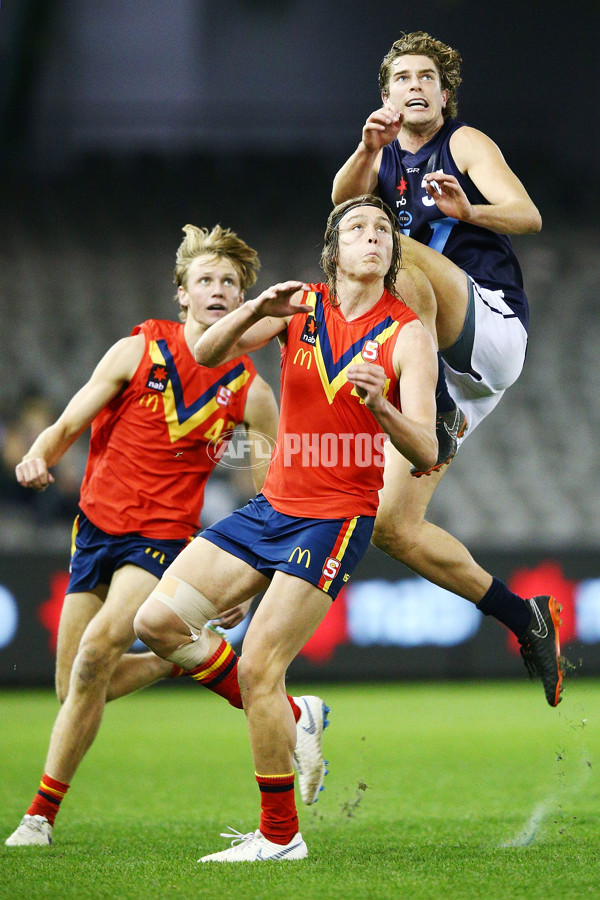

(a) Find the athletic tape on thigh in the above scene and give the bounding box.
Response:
[151,575,218,634]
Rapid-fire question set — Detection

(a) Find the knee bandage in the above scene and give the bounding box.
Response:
[150,575,219,669]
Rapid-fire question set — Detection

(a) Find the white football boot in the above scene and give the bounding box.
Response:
[293,695,330,804]
[199,827,308,862]
[5,814,53,846]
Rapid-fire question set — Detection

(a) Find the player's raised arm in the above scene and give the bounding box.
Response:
[15,334,144,491]
[194,281,311,367]
[331,104,402,205]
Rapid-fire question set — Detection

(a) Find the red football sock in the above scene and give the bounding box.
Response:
[288,696,301,722]
[187,638,243,707]
[27,773,70,826]
[256,772,298,845]
[187,638,302,721]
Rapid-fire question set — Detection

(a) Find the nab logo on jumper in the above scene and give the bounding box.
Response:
[146,364,169,392]
[300,316,319,346]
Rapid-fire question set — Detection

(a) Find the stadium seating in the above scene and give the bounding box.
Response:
[1,161,597,552]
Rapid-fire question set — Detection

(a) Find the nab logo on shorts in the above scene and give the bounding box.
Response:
[146,364,169,392]
[300,316,319,346]
[322,557,340,580]
[361,340,380,363]
[216,385,232,407]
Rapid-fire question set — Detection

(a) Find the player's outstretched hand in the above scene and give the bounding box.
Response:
[212,598,252,629]
[361,102,403,154]
[15,457,54,491]
[347,362,387,409]
[423,170,474,221]
[249,281,312,320]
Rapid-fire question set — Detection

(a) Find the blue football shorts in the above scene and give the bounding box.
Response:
[66,509,193,594]
[199,493,374,600]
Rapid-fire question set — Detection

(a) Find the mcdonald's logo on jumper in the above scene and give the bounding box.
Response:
[140,394,159,412]
[146,364,169,392]
[300,316,319,346]
[293,348,312,369]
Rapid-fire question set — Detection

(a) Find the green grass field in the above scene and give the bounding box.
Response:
[1,679,598,899]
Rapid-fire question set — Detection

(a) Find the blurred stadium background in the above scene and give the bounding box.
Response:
[1,0,599,686]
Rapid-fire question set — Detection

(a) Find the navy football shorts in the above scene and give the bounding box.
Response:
[66,509,192,594]
[199,493,373,600]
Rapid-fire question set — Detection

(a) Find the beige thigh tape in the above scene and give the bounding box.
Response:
[151,575,218,634]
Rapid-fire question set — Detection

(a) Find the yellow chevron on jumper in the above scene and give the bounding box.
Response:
[314,319,399,405]
[148,341,250,443]
[303,291,318,312]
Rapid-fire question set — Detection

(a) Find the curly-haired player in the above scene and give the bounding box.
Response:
[333,32,563,708]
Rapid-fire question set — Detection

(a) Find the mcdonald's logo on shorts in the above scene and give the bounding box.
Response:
[288,546,311,568]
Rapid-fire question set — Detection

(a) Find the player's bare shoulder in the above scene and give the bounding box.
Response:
[94,332,146,383]
[449,124,504,170]
[391,312,437,382]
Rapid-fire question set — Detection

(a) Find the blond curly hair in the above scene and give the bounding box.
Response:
[173,224,260,320]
